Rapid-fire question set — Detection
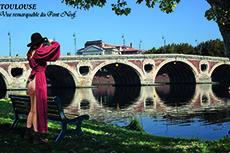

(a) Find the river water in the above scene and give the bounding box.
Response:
[2,83,230,140]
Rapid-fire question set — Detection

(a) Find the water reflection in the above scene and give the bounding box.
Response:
[47,88,75,107]
[92,86,141,109]
[155,84,196,107]
[3,83,230,140]
[212,83,230,99]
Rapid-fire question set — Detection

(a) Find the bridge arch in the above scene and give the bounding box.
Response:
[46,62,77,87]
[0,67,9,90]
[90,61,145,86]
[210,63,230,82]
[154,59,198,83]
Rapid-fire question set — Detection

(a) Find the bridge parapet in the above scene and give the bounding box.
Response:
[2,54,228,62]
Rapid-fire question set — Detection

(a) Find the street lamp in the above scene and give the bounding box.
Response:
[139,39,142,53]
[8,31,11,56]
[162,36,166,53]
[73,33,76,55]
[195,39,199,55]
[122,34,125,54]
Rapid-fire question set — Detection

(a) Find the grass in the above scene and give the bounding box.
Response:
[1,99,230,153]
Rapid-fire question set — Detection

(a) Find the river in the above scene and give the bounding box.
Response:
[2,83,230,140]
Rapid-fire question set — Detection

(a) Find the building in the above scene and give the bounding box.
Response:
[77,40,146,55]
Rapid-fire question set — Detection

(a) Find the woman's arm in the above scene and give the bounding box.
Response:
[33,41,60,62]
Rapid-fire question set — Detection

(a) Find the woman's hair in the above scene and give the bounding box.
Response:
[27,42,43,58]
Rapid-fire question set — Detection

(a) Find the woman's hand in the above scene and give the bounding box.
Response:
[48,39,53,45]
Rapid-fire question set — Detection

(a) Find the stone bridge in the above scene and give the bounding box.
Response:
[0,54,230,89]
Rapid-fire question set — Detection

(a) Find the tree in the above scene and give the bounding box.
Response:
[194,39,225,57]
[143,47,156,54]
[62,0,230,58]
[144,39,224,57]
[145,43,195,54]
[205,0,230,58]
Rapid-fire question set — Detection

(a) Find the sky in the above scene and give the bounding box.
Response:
[0,0,223,56]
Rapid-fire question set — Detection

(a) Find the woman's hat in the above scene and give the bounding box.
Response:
[27,32,46,47]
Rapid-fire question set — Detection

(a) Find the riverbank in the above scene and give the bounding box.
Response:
[1,99,230,152]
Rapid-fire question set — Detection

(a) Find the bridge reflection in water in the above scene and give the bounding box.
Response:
[3,83,230,140]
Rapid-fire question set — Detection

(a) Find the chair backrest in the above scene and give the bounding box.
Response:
[9,93,63,122]
[47,96,63,121]
[9,94,30,115]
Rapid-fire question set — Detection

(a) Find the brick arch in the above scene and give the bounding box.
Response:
[209,63,230,82]
[209,62,225,76]
[47,62,78,87]
[90,60,145,85]
[153,59,199,83]
[0,67,10,89]
[209,62,230,76]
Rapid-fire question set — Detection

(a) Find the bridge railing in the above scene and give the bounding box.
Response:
[1,54,228,62]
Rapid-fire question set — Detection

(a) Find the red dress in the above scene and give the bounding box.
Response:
[27,41,60,133]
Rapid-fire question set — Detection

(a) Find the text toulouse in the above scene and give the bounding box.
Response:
[0,4,37,10]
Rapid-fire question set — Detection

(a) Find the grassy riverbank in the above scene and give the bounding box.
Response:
[1,99,230,153]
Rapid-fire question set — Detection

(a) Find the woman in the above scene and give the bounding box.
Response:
[24,32,60,144]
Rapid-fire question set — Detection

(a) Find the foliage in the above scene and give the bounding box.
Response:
[145,43,195,54]
[205,1,230,26]
[194,38,225,57]
[61,0,229,25]
[0,98,14,119]
[123,115,146,132]
[62,0,181,15]
[143,46,156,54]
[144,39,225,57]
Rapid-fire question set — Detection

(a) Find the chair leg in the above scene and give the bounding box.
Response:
[76,122,85,140]
[9,119,19,130]
[55,130,65,142]
[56,124,67,142]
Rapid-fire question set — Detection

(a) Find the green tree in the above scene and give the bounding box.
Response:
[62,0,230,58]
[143,47,156,54]
[174,43,195,54]
[194,39,225,57]
[145,43,195,54]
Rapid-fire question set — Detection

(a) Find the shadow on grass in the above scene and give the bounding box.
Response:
[1,118,230,153]
[0,118,186,153]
